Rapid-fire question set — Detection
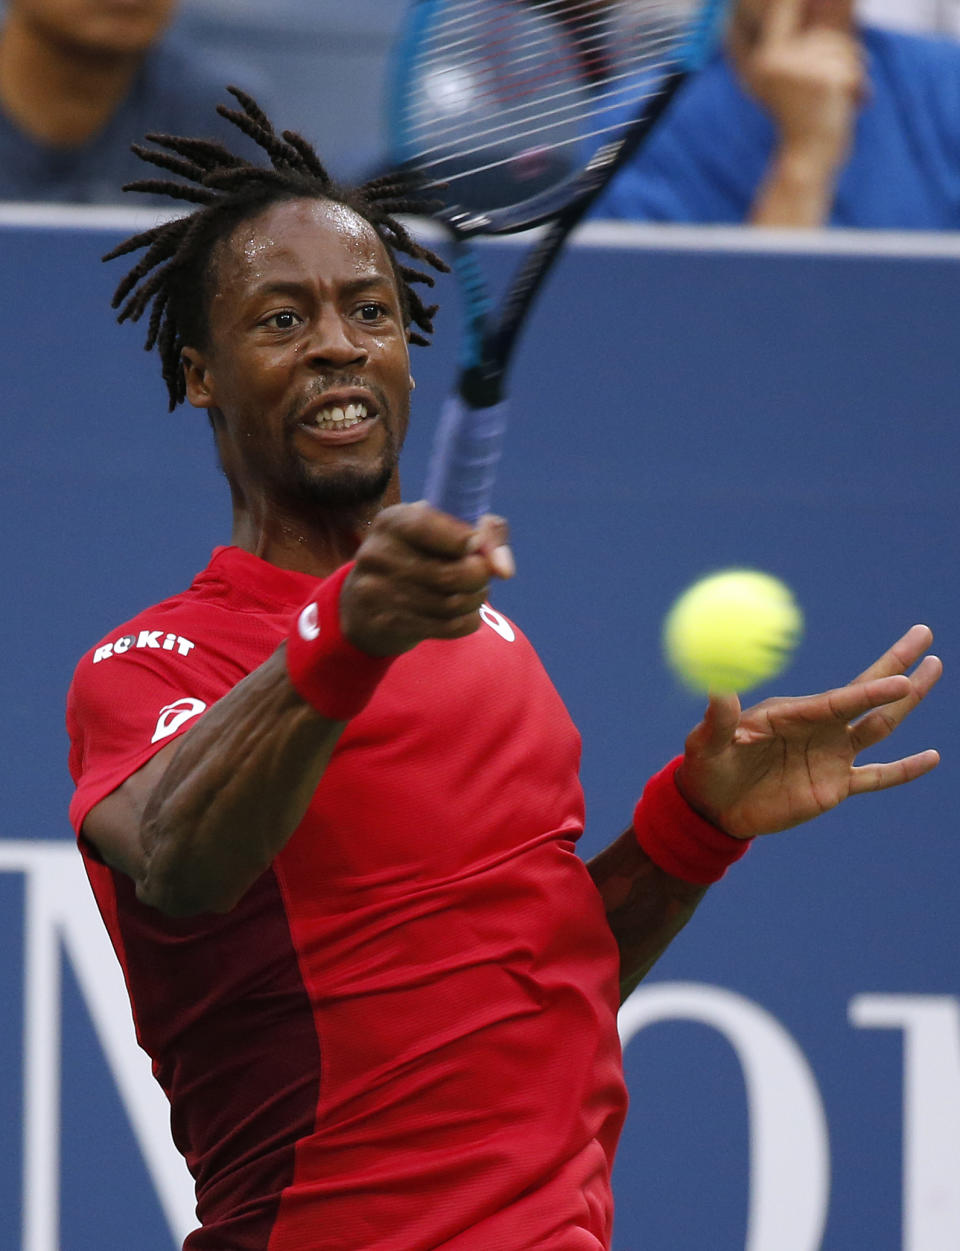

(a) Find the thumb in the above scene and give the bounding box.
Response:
[687,692,742,756]
[469,513,516,580]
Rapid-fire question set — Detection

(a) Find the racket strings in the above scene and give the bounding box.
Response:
[404,31,682,156]
[399,0,700,183]
[415,0,676,60]
[408,78,677,183]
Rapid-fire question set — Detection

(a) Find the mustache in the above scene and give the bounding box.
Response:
[285,376,390,428]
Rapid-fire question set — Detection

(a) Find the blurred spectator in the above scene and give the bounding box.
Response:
[0,0,267,203]
[593,0,960,229]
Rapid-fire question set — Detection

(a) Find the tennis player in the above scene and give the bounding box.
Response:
[67,94,941,1251]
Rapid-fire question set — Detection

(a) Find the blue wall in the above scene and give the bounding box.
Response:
[1,217,958,1250]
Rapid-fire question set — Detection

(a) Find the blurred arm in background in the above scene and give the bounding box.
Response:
[730,0,863,225]
[590,0,960,229]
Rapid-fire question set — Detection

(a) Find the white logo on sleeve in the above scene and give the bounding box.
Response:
[298,603,321,641]
[479,604,516,643]
[93,630,195,664]
[151,698,207,744]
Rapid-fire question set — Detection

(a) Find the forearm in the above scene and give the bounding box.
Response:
[749,142,843,227]
[137,647,345,916]
[88,510,512,918]
[589,758,752,1000]
[588,830,707,1001]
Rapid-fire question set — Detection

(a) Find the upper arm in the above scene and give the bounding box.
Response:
[80,739,182,885]
[67,612,225,882]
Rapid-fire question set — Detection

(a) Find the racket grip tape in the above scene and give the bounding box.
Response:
[423,393,509,524]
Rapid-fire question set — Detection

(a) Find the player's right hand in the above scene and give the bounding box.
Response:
[339,502,515,657]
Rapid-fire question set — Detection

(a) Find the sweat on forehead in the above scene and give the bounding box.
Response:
[212,198,397,291]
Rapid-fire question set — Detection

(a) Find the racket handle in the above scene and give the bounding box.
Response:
[423,393,509,525]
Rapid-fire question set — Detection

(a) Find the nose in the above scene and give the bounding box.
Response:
[304,308,367,369]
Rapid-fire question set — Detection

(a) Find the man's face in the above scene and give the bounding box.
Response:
[10,0,178,56]
[183,197,414,517]
[734,0,855,34]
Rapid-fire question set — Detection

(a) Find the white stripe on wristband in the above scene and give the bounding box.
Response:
[285,561,396,721]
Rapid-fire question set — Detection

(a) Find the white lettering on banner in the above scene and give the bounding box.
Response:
[0,843,194,1251]
[93,632,195,663]
[850,994,960,1251]
[619,982,830,1251]
[2,847,958,1251]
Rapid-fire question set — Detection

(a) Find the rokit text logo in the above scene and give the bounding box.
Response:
[93,631,195,664]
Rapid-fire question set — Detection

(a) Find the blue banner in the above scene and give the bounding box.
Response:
[2,214,957,1251]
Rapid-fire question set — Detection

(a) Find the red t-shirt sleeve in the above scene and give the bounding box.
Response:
[66,623,232,836]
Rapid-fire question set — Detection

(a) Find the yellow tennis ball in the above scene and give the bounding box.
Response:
[662,569,803,694]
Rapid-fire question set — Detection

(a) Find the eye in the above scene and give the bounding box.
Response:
[262,310,302,331]
[356,302,389,323]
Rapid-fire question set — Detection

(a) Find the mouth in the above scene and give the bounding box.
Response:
[295,390,380,443]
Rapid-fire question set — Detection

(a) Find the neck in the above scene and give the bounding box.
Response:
[229,476,403,579]
[0,14,143,146]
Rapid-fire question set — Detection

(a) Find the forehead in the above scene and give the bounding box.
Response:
[214,198,397,297]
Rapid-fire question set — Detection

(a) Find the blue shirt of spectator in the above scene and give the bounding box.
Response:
[594,26,960,229]
[0,38,269,204]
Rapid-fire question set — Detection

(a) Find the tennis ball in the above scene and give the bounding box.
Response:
[662,569,803,694]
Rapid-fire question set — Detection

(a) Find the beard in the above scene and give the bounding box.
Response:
[280,422,400,512]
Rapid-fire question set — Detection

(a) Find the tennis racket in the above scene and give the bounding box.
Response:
[388,0,729,522]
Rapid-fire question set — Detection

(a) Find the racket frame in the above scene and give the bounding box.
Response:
[387,0,730,512]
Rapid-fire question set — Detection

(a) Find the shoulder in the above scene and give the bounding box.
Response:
[861,24,960,134]
[67,550,294,732]
[67,553,239,711]
[863,24,960,90]
[594,51,770,222]
[66,579,244,814]
[139,37,277,128]
[68,589,206,714]
[73,603,203,678]
[664,50,757,121]
[862,23,960,65]
[128,37,279,167]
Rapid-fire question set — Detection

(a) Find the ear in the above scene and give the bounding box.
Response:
[181,347,216,409]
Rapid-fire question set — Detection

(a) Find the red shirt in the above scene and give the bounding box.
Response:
[67,546,628,1251]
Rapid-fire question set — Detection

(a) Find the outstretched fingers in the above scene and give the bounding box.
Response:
[814,673,913,726]
[850,653,943,753]
[852,624,934,684]
[849,749,941,797]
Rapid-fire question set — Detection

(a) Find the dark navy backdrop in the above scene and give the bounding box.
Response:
[1,217,957,1250]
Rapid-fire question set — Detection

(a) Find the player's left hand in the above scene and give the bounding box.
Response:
[675,625,942,840]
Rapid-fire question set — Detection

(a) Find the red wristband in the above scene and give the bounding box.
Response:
[285,561,396,721]
[633,757,751,884]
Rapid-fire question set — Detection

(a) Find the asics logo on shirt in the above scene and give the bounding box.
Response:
[151,698,207,744]
[93,630,195,664]
[480,604,515,643]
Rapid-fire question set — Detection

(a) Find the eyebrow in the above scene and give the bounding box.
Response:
[247,274,396,302]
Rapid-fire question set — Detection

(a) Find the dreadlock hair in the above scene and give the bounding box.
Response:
[104,87,449,411]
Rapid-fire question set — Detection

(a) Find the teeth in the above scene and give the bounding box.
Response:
[311,401,368,430]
